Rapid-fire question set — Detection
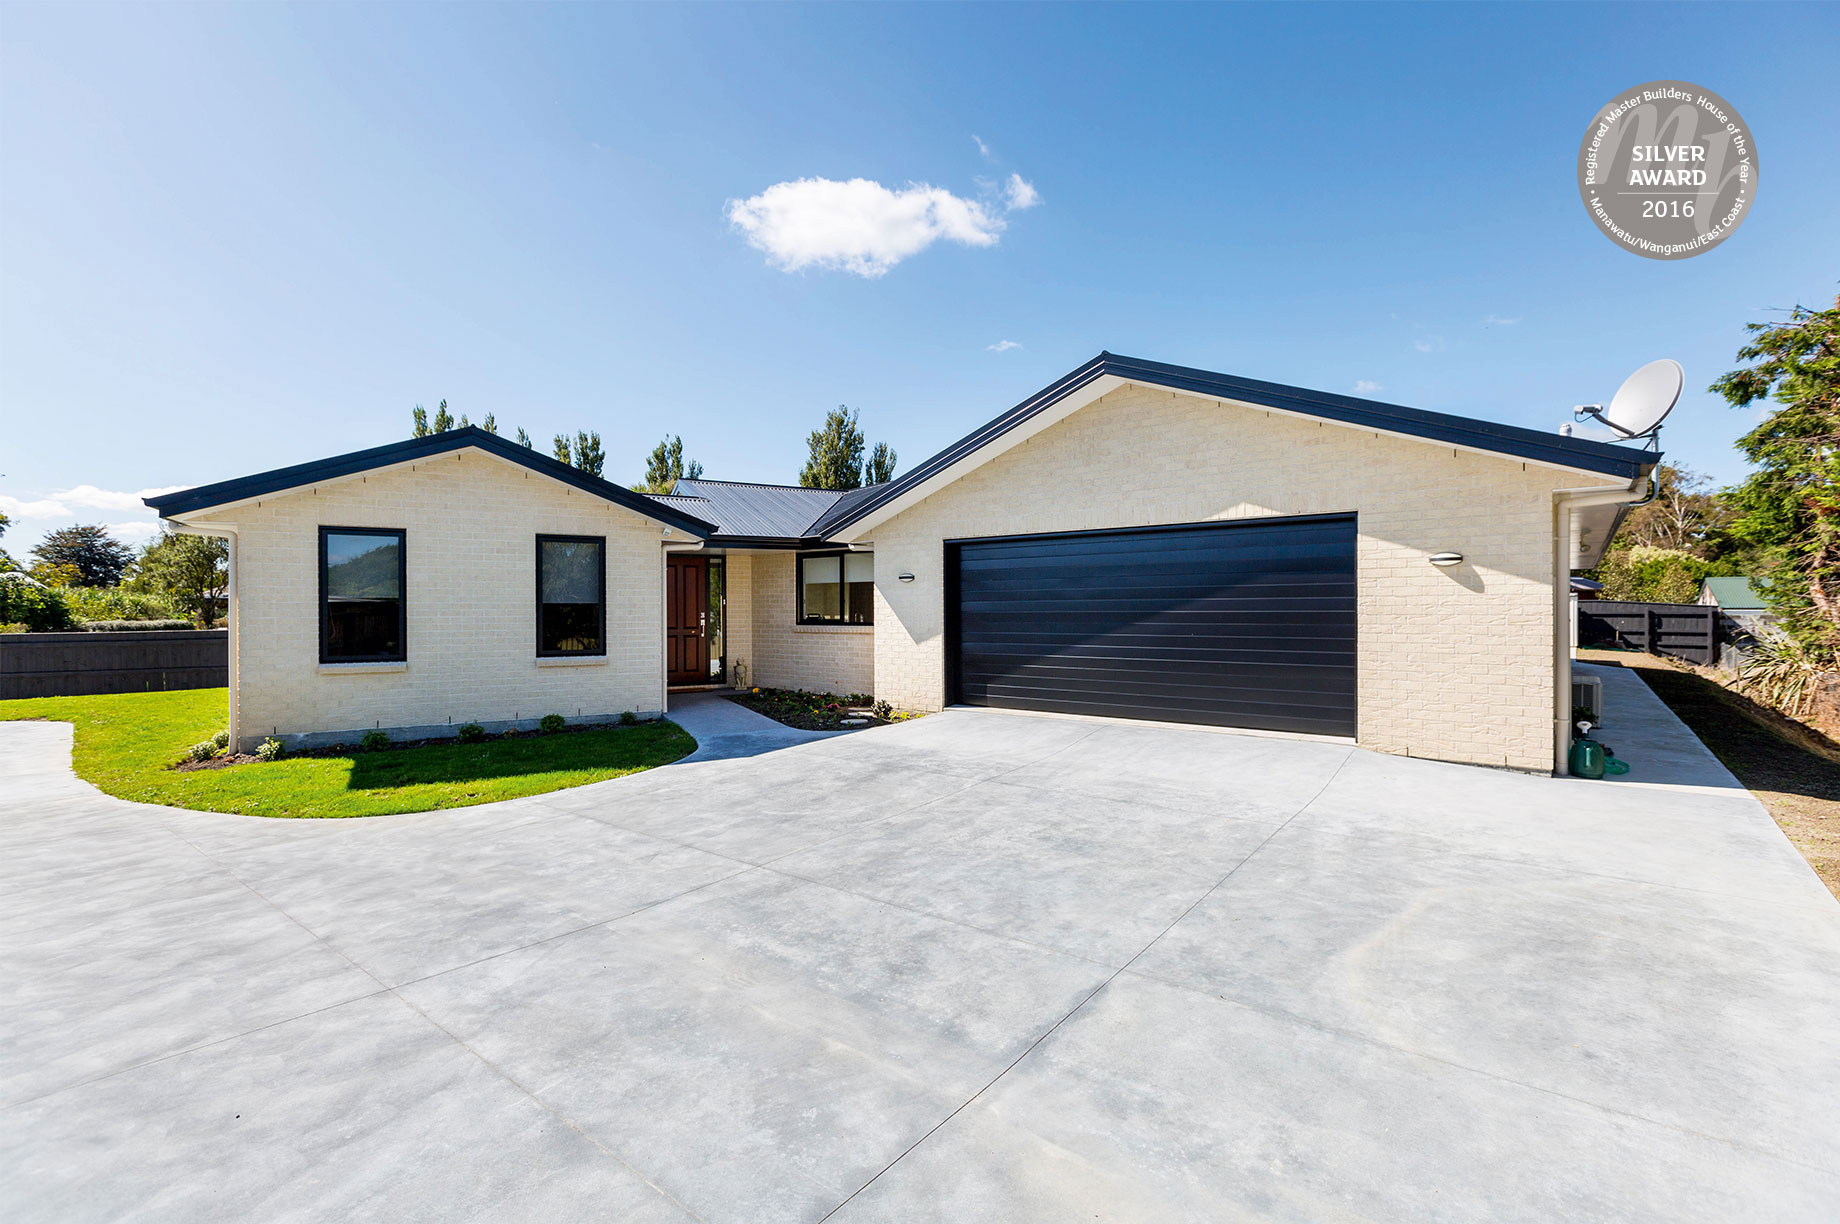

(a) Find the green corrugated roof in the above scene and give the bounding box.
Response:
[1701,576,1767,610]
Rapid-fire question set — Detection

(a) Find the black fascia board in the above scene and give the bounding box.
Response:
[144,426,718,537]
[819,353,1658,535]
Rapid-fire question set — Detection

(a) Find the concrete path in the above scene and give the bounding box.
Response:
[665,690,847,762]
[3,684,1837,1221]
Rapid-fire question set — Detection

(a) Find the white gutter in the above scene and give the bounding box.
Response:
[1551,478,1648,774]
[166,520,239,750]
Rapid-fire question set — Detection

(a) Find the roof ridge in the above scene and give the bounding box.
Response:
[680,477,848,493]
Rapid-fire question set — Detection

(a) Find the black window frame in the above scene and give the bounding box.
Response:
[535,533,608,658]
[319,526,407,664]
[797,550,874,626]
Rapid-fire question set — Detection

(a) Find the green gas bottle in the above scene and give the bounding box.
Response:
[1570,736,1606,779]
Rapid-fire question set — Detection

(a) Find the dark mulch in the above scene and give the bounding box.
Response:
[729,688,904,732]
[175,753,259,771]
[1580,649,1840,900]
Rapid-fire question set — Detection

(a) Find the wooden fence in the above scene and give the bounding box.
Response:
[0,630,228,699]
[1576,601,1718,666]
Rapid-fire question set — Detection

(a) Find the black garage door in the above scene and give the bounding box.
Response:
[948,515,1357,736]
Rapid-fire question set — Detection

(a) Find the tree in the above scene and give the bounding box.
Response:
[549,432,606,477]
[866,440,898,485]
[1711,296,1840,647]
[636,435,704,494]
[801,406,868,490]
[572,431,605,479]
[0,510,14,571]
[411,400,456,436]
[1617,463,1726,554]
[516,427,533,448]
[1594,545,1732,603]
[133,532,228,628]
[481,413,498,435]
[30,524,134,587]
[799,405,897,490]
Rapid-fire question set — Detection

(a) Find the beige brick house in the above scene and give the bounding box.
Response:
[149,353,1655,773]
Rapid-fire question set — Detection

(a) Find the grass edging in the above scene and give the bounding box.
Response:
[0,688,696,819]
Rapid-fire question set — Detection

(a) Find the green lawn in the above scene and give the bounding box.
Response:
[0,687,696,818]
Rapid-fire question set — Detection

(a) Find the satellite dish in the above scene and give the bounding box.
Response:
[1573,359,1682,440]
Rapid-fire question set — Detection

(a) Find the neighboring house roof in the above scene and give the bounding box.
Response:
[143,426,719,537]
[1701,576,1768,610]
[822,352,1661,538]
[1570,577,1604,593]
[648,478,889,545]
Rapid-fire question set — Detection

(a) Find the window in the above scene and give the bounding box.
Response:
[537,535,605,655]
[798,551,873,625]
[320,528,405,663]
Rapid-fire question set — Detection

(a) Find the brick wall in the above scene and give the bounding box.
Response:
[722,551,754,688]
[743,550,875,696]
[194,450,669,749]
[863,384,1577,771]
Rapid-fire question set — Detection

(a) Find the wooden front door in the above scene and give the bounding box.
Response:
[666,555,709,685]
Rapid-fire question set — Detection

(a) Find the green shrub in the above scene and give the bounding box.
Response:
[79,619,196,633]
[618,710,638,726]
[539,713,566,734]
[62,586,179,623]
[183,740,217,763]
[1593,546,1734,603]
[456,722,486,742]
[1737,629,1837,720]
[871,699,893,720]
[0,576,75,632]
[211,730,230,752]
[360,729,391,752]
[256,737,284,762]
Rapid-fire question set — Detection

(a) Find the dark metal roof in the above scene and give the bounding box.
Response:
[821,352,1660,535]
[645,478,892,544]
[662,479,844,539]
[143,426,718,536]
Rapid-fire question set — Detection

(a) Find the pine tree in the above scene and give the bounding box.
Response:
[800,406,868,490]
[572,431,605,478]
[637,436,703,493]
[866,440,898,485]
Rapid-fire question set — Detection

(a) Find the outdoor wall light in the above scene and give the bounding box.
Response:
[1428,552,1465,567]
[897,572,916,583]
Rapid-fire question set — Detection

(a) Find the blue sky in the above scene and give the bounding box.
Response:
[3,2,1836,554]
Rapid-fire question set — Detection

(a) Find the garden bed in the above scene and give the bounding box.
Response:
[728,687,915,732]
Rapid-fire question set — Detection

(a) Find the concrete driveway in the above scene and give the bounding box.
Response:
[4,667,1837,1222]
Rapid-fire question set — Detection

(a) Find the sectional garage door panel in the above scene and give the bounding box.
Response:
[950,516,1357,736]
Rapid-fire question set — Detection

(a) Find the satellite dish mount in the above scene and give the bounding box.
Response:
[1574,358,1683,450]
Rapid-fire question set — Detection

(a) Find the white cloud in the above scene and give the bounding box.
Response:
[972,134,992,159]
[727,177,1008,277]
[1483,314,1521,326]
[1003,173,1040,210]
[1413,336,1446,353]
[105,519,164,543]
[986,340,1022,352]
[0,485,182,521]
[1352,380,1382,394]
